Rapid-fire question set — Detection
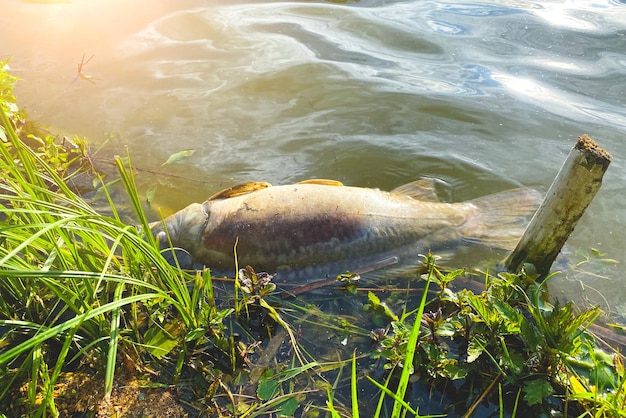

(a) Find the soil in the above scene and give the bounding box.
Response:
[15,371,188,417]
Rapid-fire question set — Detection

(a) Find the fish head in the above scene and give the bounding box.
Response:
[149,202,209,256]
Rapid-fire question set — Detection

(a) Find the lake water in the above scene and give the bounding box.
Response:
[2,0,625,316]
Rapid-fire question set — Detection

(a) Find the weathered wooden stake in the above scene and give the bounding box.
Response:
[503,135,612,276]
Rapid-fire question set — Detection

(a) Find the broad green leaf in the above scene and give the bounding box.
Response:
[568,374,588,395]
[467,293,491,324]
[143,325,177,359]
[523,378,554,406]
[492,299,521,334]
[367,291,381,306]
[160,149,195,166]
[257,377,280,401]
[492,299,520,323]
[277,396,299,416]
[365,291,398,321]
[443,361,467,380]
[466,338,483,363]
[435,321,457,338]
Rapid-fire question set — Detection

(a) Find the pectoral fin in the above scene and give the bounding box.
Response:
[391,178,442,202]
[208,181,272,200]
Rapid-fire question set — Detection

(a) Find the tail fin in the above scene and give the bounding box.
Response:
[460,188,542,251]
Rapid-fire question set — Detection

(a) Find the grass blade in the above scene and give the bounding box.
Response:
[391,255,435,417]
[352,350,360,418]
[105,282,124,397]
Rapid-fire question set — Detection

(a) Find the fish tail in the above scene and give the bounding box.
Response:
[461,188,542,250]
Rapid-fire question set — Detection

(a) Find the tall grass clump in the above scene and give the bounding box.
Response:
[0,90,225,414]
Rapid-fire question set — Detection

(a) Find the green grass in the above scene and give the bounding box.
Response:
[0,92,237,414]
[0,87,314,415]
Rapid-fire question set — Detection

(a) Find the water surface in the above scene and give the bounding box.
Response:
[1,0,625,315]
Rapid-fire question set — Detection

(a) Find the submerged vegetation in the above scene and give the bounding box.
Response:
[1,61,625,417]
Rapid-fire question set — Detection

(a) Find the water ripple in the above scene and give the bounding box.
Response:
[4,0,625,304]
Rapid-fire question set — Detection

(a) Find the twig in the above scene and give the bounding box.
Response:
[281,256,399,298]
[74,53,99,84]
[463,373,502,418]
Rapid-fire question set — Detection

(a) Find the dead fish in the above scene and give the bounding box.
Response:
[150,179,541,281]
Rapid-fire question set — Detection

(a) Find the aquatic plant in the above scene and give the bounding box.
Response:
[0,59,19,123]
[353,256,624,417]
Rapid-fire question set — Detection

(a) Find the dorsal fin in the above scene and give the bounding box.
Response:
[297,179,344,186]
[208,181,272,200]
[391,178,440,202]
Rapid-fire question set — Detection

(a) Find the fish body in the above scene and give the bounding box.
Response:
[150,180,541,281]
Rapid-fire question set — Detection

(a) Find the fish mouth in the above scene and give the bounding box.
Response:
[153,202,210,255]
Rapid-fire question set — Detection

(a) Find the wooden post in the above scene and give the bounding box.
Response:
[502,135,612,276]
